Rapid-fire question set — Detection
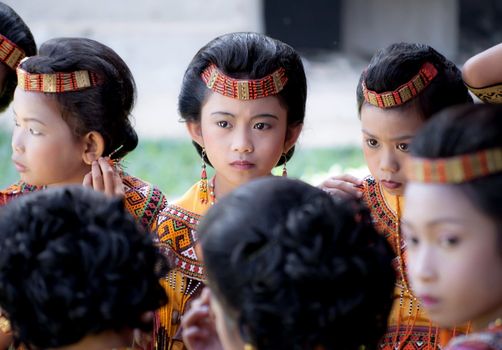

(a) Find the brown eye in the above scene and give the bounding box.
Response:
[397,143,410,152]
[366,139,379,148]
[217,121,229,128]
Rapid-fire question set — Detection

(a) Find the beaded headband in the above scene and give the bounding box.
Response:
[406,148,502,184]
[363,62,438,109]
[16,66,100,93]
[0,33,26,70]
[201,64,288,100]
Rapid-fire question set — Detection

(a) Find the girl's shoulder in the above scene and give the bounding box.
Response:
[446,328,502,350]
[121,173,168,229]
[0,181,41,206]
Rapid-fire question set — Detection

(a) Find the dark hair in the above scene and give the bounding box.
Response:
[0,2,36,112]
[199,177,395,350]
[0,186,169,349]
[411,104,502,247]
[19,37,137,159]
[356,42,472,119]
[178,32,307,166]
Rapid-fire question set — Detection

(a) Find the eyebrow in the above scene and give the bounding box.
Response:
[401,217,465,229]
[362,129,415,141]
[210,111,279,120]
[13,110,47,126]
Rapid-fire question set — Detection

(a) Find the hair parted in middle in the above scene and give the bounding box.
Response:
[178,32,307,166]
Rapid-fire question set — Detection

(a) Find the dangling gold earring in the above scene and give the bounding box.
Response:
[282,152,288,177]
[199,148,209,204]
[244,344,255,350]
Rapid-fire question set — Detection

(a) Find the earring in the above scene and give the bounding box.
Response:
[198,148,209,204]
[282,152,288,177]
[244,344,255,350]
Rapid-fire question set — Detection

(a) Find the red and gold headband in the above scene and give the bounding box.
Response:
[16,67,100,93]
[406,148,502,184]
[0,34,26,70]
[201,64,288,100]
[363,62,438,109]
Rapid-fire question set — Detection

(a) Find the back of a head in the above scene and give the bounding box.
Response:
[0,2,36,111]
[178,32,307,165]
[357,42,472,119]
[410,103,502,228]
[18,37,137,159]
[0,186,168,349]
[199,177,395,350]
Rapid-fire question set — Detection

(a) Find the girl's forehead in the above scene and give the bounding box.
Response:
[13,88,64,123]
[360,104,424,137]
[201,92,286,117]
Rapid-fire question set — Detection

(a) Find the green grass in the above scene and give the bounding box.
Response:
[0,127,366,198]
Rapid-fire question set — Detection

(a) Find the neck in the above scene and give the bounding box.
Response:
[52,329,133,350]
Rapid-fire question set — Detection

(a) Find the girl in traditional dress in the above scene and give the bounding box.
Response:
[182,177,396,350]
[0,2,36,112]
[150,32,306,349]
[403,104,502,350]
[320,42,473,350]
[0,37,167,228]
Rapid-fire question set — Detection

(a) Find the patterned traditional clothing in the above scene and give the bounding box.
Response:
[0,173,167,232]
[445,323,502,350]
[362,176,467,350]
[150,181,209,350]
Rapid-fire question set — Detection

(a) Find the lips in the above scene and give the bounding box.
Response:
[380,179,402,190]
[418,295,440,308]
[12,159,27,172]
[230,160,255,170]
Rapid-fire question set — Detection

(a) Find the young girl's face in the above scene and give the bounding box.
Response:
[360,104,424,196]
[189,92,300,192]
[403,183,502,330]
[11,88,89,186]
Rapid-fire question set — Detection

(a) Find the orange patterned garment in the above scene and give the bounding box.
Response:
[0,174,167,232]
[150,181,209,350]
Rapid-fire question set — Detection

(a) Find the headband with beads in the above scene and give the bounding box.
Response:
[16,66,100,93]
[406,148,502,184]
[0,33,25,70]
[363,62,438,109]
[200,63,288,100]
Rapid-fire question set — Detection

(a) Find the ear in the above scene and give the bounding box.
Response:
[81,131,105,165]
[185,121,204,147]
[283,123,303,152]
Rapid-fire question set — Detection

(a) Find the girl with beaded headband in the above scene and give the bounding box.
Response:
[320,42,473,350]
[402,104,502,350]
[462,43,502,104]
[0,2,36,113]
[0,37,167,230]
[149,32,306,350]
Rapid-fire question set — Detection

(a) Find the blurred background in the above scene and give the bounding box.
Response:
[1,0,500,197]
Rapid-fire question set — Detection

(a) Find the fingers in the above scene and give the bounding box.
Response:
[99,157,116,197]
[82,172,93,188]
[83,157,123,198]
[91,160,104,192]
[319,174,364,199]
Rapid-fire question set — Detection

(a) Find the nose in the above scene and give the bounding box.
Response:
[231,127,254,153]
[408,246,438,284]
[380,147,399,173]
[11,127,25,154]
